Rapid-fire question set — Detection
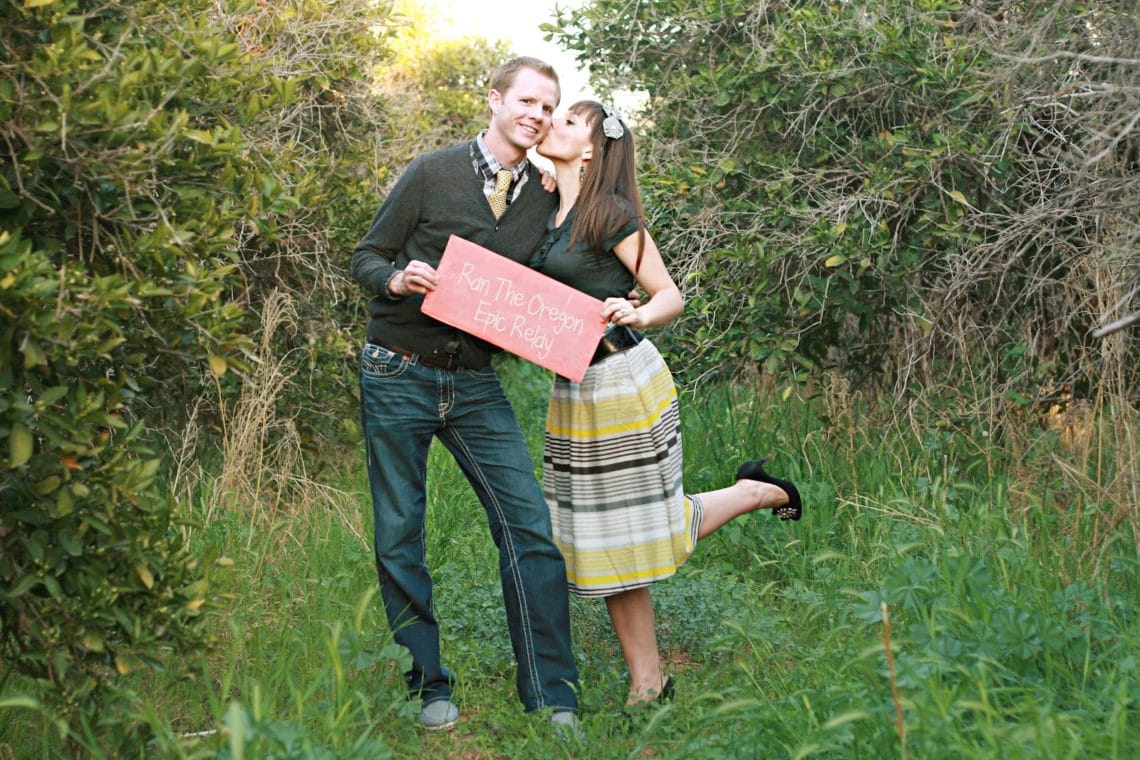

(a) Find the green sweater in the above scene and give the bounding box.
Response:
[352,142,556,369]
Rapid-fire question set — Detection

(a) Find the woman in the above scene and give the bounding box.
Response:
[531,101,804,706]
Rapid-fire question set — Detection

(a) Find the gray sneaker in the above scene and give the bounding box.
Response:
[420,699,459,731]
[550,709,582,740]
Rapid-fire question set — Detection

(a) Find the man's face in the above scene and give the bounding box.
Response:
[488,67,559,153]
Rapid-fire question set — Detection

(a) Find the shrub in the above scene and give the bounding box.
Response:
[0,0,292,747]
[550,0,1138,404]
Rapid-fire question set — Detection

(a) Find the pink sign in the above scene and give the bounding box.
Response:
[421,235,605,382]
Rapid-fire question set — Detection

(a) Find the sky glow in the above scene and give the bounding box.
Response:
[426,0,594,104]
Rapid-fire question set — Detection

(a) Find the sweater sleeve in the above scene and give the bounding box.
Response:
[351,157,426,299]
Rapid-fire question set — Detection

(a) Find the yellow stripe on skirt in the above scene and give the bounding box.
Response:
[542,339,703,598]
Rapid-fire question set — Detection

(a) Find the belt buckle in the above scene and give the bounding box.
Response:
[426,350,458,370]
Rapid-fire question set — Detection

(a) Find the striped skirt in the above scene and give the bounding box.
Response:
[543,339,703,598]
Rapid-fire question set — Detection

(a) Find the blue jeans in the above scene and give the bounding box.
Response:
[358,343,579,712]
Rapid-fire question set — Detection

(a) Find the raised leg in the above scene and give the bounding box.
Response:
[696,478,791,538]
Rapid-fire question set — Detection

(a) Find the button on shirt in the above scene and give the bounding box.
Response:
[471,132,529,212]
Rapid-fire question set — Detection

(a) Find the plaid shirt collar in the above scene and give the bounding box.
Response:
[472,132,529,185]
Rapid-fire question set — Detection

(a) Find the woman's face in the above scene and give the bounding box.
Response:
[537,108,593,162]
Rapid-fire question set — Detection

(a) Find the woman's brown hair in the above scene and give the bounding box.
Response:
[567,101,647,272]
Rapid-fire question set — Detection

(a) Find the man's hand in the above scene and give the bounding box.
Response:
[387,260,439,296]
[539,168,557,193]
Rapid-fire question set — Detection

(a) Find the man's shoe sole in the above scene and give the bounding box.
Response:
[420,699,459,731]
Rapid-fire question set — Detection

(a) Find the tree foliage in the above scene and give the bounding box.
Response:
[0,0,394,747]
[377,2,511,162]
[550,0,1138,401]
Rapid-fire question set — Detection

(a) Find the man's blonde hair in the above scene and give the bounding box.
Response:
[490,56,560,103]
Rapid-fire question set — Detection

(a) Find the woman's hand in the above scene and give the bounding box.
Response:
[602,297,646,329]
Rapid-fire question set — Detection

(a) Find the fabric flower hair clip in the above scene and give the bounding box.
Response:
[602,106,625,139]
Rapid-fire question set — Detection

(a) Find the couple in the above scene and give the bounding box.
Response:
[351,56,802,733]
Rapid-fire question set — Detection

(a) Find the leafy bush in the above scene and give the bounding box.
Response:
[0,0,358,746]
[0,0,261,729]
[551,0,1138,403]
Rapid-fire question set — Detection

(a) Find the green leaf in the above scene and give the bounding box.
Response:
[822,711,870,730]
[59,529,84,556]
[209,355,228,377]
[20,336,46,368]
[183,130,216,145]
[32,475,61,495]
[9,509,50,526]
[114,654,144,675]
[39,385,69,406]
[9,422,33,467]
[0,696,40,710]
[135,562,155,590]
[6,574,40,597]
[42,575,62,599]
[56,487,74,516]
[138,458,161,482]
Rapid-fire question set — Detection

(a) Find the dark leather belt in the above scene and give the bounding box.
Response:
[591,325,643,365]
[367,337,467,370]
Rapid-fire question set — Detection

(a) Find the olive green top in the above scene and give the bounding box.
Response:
[529,206,639,299]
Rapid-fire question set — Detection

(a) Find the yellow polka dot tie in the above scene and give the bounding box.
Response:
[489,169,513,219]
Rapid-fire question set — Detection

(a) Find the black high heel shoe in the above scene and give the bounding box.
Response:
[659,675,675,703]
[736,458,802,521]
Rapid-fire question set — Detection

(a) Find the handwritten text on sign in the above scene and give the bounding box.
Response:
[421,235,605,382]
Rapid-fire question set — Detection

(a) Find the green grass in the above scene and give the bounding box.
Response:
[3,359,1137,758]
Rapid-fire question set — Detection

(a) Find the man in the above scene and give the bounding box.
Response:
[350,57,579,732]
